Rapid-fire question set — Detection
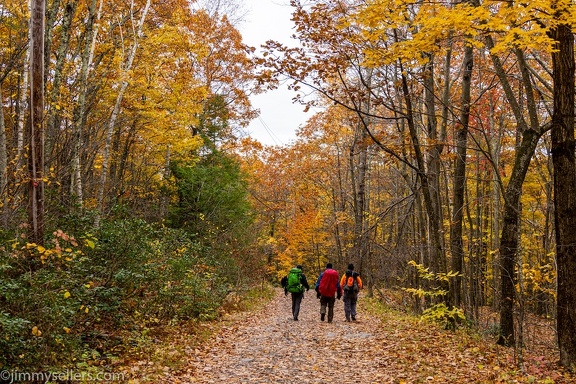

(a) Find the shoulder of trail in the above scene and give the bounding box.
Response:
[126,288,573,383]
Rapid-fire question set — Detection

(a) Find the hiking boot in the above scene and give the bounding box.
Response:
[320,313,325,321]
[294,317,298,321]
[351,315,356,321]
[346,316,350,322]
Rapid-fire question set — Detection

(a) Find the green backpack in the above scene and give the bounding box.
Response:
[286,268,304,293]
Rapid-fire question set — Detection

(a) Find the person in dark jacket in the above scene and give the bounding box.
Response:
[281,265,310,321]
[315,263,342,323]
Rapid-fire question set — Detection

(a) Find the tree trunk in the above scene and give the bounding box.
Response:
[349,68,374,276]
[489,97,503,311]
[71,0,102,205]
[351,123,369,273]
[485,35,547,347]
[94,0,151,227]
[550,21,576,372]
[16,4,31,172]
[450,40,473,308]
[0,85,7,227]
[424,53,444,261]
[44,0,76,162]
[27,0,45,245]
[398,59,447,286]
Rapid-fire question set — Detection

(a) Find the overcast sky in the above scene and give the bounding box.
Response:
[238,0,313,146]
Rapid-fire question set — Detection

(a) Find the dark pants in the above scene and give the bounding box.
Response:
[291,292,303,320]
[320,295,336,322]
[343,292,358,320]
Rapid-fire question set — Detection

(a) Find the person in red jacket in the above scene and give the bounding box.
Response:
[315,263,342,323]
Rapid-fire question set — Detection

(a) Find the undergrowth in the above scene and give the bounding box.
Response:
[0,219,269,373]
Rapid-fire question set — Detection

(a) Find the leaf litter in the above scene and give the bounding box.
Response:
[123,288,575,383]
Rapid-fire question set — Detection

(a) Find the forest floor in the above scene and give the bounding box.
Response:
[119,288,575,383]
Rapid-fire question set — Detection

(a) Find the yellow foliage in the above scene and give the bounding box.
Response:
[31,326,42,337]
[353,0,564,67]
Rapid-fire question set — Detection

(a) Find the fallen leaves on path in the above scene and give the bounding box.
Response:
[124,288,574,383]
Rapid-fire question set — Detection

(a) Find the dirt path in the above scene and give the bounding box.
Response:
[126,288,573,383]
[187,288,392,383]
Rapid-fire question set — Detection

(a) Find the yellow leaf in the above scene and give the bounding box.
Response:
[63,327,71,333]
[63,291,71,299]
[85,307,89,313]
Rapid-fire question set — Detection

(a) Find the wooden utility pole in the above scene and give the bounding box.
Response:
[27,0,45,245]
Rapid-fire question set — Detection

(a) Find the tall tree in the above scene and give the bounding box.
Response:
[482,25,551,350]
[450,0,477,308]
[0,84,6,227]
[70,0,101,205]
[549,5,576,370]
[94,0,151,227]
[27,0,45,244]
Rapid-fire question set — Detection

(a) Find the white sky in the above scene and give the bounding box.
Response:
[238,0,313,146]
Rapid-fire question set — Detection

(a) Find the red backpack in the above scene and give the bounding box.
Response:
[318,269,339,297]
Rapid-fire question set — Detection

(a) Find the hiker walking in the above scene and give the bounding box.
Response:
[315,263,342,323]
[281,265,310,321]
[340,263,363,321]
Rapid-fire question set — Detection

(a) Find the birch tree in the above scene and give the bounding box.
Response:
[94,0,151,227]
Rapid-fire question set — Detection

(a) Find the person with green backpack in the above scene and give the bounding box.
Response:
[280,265,310,321]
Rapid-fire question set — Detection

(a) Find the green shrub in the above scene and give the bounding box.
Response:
[421,303,466,330]
[404,260,465,329]
[0,218,244,371]
[0,231,85,370]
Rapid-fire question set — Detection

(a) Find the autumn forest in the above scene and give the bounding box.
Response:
[2,0,576,380]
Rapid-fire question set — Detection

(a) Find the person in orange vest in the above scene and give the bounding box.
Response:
[315,263,342,323]
[340,263,363,321]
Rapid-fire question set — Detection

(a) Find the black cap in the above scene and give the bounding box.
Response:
[348,263,354,271]
[326,263,332,269]
[296,264,303,270]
